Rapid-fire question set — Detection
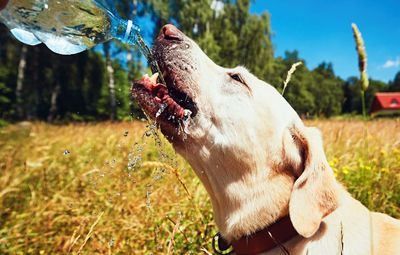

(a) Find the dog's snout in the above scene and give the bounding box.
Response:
[161,24,184,41]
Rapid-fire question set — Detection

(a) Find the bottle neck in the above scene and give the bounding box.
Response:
[0,0,9,11]
[111,17,140,46]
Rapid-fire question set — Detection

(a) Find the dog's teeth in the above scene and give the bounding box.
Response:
[183,109,192,119]
[150,73,159,84]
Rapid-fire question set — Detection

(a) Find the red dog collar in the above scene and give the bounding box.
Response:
[214,216,299,255]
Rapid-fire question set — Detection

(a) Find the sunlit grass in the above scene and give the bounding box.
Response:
[0,120,399,254]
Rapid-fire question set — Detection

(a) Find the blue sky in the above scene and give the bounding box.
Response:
[250,0,400,82]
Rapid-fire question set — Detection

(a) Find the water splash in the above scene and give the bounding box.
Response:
[123,116,187,211]
[127,143,143,173]
[108,238,115,248]
[146,184,152,209]
[182,109,192,135]
[156,103,167,118]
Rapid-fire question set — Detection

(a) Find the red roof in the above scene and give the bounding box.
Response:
[371,92,400,113]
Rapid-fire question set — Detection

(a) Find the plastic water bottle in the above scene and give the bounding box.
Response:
[0,0,141,55]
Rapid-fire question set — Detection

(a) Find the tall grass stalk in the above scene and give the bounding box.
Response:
[282,62,302,96]
[351,23,369,118]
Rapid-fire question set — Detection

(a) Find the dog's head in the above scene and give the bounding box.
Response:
[132,25,339,240]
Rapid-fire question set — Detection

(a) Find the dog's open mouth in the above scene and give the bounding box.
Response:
[131,70,197,129]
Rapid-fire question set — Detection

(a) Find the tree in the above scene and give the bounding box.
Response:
[103,42,117,121]
[310,63,344,117]
[342,76,360,114]
[15,45,27,119]
[389,71,400,92]
[0,25,20,119]
[0,3,395,121]
[167,0,274,82]
[342,77,388,114]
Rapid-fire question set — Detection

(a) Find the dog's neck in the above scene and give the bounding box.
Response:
[229,215,299,255]
[179,141,295,241]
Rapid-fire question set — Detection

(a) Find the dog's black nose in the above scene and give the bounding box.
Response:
[161,24,184,41]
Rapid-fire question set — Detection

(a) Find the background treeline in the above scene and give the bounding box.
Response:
[0,0,399,122]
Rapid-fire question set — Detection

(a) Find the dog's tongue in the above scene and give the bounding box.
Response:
[140,73,188,119]
[142,73,164,91]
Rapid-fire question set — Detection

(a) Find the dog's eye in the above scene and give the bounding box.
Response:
[229,73,245,84]
[228,72,251,93]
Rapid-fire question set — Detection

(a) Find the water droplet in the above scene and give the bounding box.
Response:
[156,103,167,118]
[146,186,152,209]
[127,155,142,171]
[109,238,114,247]
[182,110,192,135]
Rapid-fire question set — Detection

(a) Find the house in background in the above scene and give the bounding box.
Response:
[370,92,400,116]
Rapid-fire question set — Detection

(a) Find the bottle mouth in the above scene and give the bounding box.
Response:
[0,0,9,11]
[124,20,134,42]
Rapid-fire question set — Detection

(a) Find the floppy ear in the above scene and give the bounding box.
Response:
[288,125,339,238]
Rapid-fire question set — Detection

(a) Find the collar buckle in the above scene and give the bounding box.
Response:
[212,232,234,255]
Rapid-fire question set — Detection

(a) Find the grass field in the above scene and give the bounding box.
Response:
[0,120,399,254]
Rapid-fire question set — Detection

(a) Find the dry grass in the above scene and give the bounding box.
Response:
[309,119,400,216]
[0,120,399,254]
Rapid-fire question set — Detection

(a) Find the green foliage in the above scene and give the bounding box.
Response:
[0,78,11,108]
[310,63,344,117]
[343,77,389,114]
[389,71,400,91]
[0,26,19,119]
[0,119,8,128]
[0,2,397,121]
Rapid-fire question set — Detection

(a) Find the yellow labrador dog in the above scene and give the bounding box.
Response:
[132,25,400,255]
